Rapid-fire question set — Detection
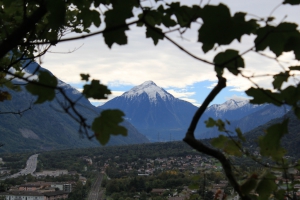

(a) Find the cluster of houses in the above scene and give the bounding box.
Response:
[149,181,229,200]
[0,181,73,200]
[100,155,218,175]
[97,154,300,200]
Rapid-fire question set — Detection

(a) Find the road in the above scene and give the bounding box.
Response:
[8,154,38,179]
[88,173,104,200]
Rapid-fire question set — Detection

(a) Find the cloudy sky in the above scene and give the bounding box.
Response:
[41,0,300,107]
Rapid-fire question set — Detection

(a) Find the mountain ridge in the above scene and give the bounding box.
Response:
[100,81,289,141]
[0,63,149,152]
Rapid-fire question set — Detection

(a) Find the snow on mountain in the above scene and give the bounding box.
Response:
[204,99,265,121]
[100,80,289,140]
[208,99,249,112]
[122,80,173,102]
[100,81,198,141]
[58,81,81,95]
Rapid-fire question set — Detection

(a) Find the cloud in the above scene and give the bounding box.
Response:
[225,94,250,101]
[206,82,217,89]
[166,89,201,106]
[181,97,201,107]
[39,0,300,105]
[166,89,195,98]
[87,90,125,106]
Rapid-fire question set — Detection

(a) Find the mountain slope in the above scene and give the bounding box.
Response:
[205,99,265,121]
[0,63,149,152]
[100,81,289,141]
[100,81,199,141]
[200,103,289,138]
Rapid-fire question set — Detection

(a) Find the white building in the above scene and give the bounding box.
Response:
[0,191,44,200]
[50,182,72,192]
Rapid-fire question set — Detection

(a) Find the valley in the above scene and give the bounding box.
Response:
[0,78,299,200]
[0,141,299,200]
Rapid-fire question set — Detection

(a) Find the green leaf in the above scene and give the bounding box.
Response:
[284,35,300,60]
[255,22,300,57]
[224,140,242,156]
[82,80,111,99]
[236,128,246,142]
[240,174,258,195]
[161,15,177,28]
[245,87,282,106]
[146,26,164,45]
[211,135,229,149]
[256,172,277,200]
[213,49,244,76]
[280,85,300,105]
[205,117,216,127]
[26,71,58,104]
[205,118,226,131]
[80,74,90,81]
[103,9,128,48]
[103,0,135,48]
[90,10,101,27]
[283,0,300,5]
[92,109,127,145]
[166,3,201,28]
[144,10,162,26]
[216,119,225,132]
[259,119,289,161]
[0,91,11,102]
[289,66,300,71]
[272,71,290,90]
[211,135,242,156]
[198,4,257,52]
[46,0,66,30]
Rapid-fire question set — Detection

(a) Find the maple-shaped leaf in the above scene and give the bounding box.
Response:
[92,109,127,145]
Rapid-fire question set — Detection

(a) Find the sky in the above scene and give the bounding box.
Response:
[40,0,300,107]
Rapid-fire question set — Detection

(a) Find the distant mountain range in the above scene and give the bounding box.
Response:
[100,81,197,141]
[0,68,293,153]
[0,63,149,152]
[100,81,289,141]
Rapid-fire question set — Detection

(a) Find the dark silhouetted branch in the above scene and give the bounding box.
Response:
[183,76,250,200]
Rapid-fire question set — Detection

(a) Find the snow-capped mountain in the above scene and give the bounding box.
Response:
[201,101,289,138]
[99,81,199,141]
[123,81,174,102]
[100,81,289,141]
[205,99,266,121]
[0,63,149,152]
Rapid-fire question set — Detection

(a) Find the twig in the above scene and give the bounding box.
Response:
[19,20,141,46]
[183,77,249,200]
[0,101,33,116]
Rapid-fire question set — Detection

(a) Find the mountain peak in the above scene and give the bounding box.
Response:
[208,99,249,112]
[140,80,157,87]
[224,99,249,107]
[122,81,173,102]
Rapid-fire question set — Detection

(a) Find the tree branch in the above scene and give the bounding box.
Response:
[183,76,250,200]
[0,102,32,116]
[20,20,141,46]
[186,76,226,135]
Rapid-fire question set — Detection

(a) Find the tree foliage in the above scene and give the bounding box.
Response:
[1,0,300,199]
